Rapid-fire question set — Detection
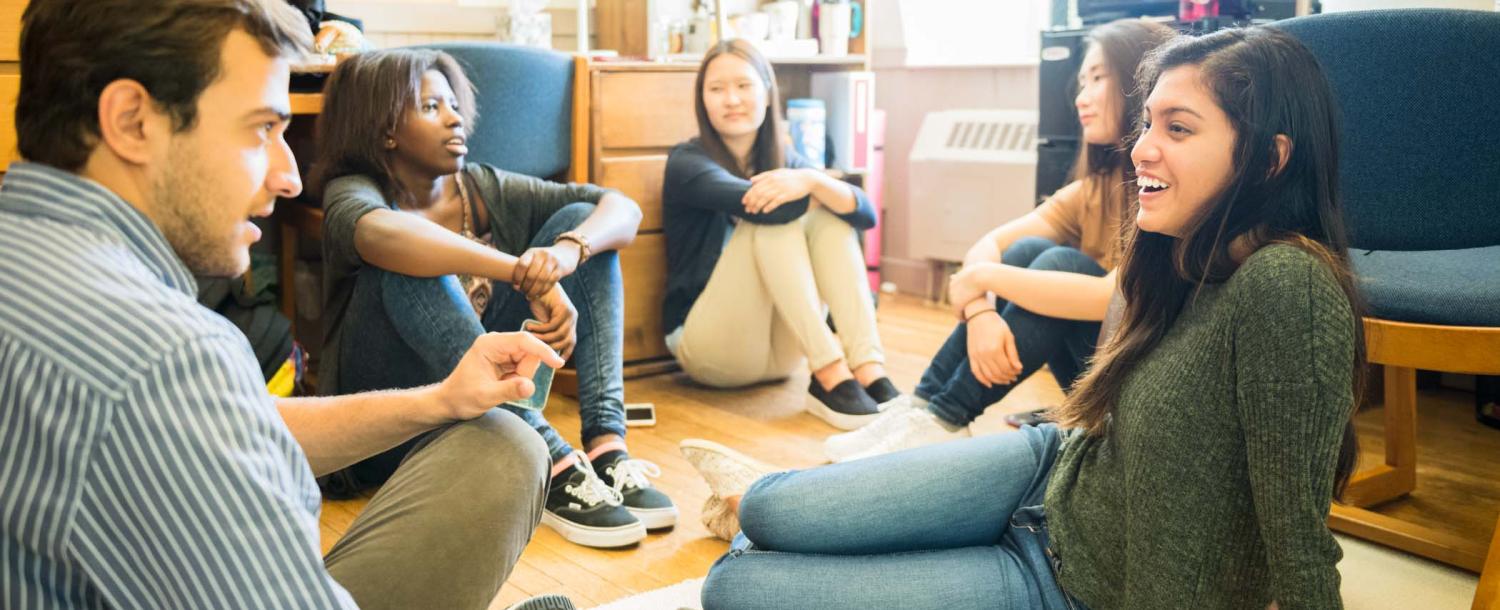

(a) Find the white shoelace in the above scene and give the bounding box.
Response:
[607,458,661,493]
[567,455,624,507]
[835,398,917,443]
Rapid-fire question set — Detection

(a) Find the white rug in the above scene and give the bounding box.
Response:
[590,578,703,610]
[1337,534,1476,609]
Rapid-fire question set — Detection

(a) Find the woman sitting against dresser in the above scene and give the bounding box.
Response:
[662,40,894,430]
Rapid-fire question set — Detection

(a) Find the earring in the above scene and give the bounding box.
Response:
[384,138,397,149]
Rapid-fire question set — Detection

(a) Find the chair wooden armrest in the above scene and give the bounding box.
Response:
[276,200,325,322]
[1476,512,1500,609]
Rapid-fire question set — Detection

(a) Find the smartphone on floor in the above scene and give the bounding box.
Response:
[624,403,656,427]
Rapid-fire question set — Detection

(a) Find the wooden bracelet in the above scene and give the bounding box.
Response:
[964,308,998,323]
[554,231,591,264]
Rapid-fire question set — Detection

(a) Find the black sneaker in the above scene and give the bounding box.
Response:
[504,594,577,610]
[863,377,903,405]
[541,456,646,548]
[805,378,881,431]
[315,467,365,500]
[594,449,678,530]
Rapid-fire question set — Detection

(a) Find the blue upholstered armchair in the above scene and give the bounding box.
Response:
[1275,9,1500,579]
[409,42,577,180]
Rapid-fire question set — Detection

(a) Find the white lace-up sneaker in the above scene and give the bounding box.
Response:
[835,405,971,463]
[824,394,924,462]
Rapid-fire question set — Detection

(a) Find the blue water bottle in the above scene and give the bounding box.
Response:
[786,98,826,168]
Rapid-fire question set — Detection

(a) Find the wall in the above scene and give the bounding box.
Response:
[870,0,1041,297]
[326,0,591,50]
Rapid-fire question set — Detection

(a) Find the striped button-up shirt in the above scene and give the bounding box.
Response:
[0,163,354,609]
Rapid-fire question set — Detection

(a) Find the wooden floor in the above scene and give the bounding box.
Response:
[316,295,1500,608]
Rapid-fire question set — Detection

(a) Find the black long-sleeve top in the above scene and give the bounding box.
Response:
[660,138,876,334]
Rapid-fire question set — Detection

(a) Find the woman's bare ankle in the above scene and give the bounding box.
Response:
[852,362,887,387]
[812,360,854,391]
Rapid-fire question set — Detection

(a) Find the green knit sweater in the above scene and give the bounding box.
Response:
[1046,244,1356,610]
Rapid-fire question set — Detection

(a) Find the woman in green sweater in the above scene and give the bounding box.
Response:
[683,26,1363,610]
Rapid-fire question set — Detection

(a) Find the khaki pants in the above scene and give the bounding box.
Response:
[677,207,884,388]
[324,409,549,610]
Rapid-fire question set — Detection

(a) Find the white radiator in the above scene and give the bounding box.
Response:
[907,110,1039,263]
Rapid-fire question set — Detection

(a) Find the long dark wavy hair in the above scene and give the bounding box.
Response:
[1055,27,1366,498]
[692,39,786,178]
[1071,19,1178,227]
[310,48,477,205]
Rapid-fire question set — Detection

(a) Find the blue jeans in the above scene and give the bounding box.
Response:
[338,202,626,474]
[919,237,1105,427]
[701,425,1083,610]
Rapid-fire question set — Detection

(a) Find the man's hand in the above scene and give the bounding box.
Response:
[966,312,1022,387]
[436,332,565,422]
[528,284,578,359]
[512,244,581,299]
[743,168,816,215]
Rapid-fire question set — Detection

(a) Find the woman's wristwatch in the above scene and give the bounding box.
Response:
[554,231,592,264]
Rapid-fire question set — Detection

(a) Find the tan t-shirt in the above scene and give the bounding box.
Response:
[1033,179,1124,271]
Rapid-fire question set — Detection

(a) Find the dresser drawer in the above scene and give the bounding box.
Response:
[0,0,26,63]
[599,154,666,232]
[619,232,669,362]
[0,73,19,166]
[596,71,698,150]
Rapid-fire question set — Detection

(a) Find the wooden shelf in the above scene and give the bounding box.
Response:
[290,93,323,115]
[638,53,869,68]
[769,54,869,66]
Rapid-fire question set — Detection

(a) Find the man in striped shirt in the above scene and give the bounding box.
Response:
[0,1,566,609]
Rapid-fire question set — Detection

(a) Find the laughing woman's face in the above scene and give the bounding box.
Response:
[1131,65,1237,238]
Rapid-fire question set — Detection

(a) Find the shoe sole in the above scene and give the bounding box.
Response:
[804,395,882,431]
[504,594,578,610]
[628,505,679,530]
[679,439,779,478]
[541,511,647,548]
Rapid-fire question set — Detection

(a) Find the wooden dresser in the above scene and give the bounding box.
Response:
[576,53,876,377]
[576,61,700,375]
[0,0,27,181]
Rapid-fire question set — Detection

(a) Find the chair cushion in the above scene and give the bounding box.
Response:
[408,42,573,179]
[1352,245,1500,327]
[1274,10,1500,251]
